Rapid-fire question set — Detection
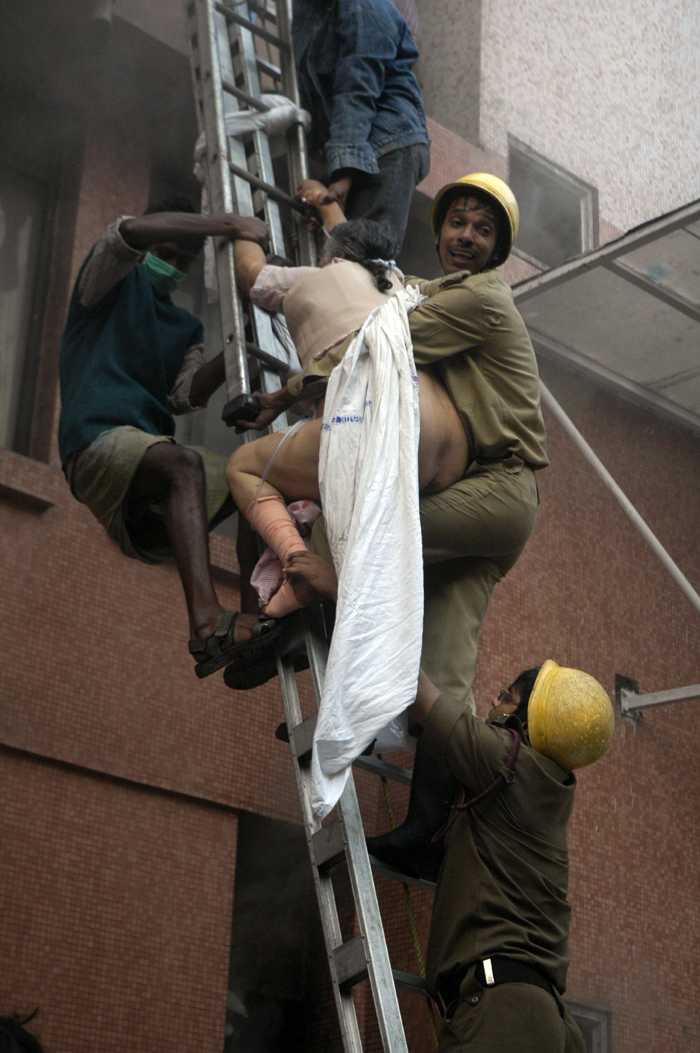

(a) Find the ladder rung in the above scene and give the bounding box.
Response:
[215,2,290,52]
[333,936,369,989]
[256,54,282,79]
[289,712,318,762]
[248,0,278,24]
[369,857,437,893]
[228,161,311,216]
[313,821,346,871]
[353,755,414,786]
[221,77,270,113]
[245,340,291,374]
[393,970,428,997]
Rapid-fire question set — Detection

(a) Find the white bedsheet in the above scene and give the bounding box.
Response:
[312,287,425,821]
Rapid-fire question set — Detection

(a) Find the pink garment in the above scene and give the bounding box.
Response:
[249,259,348,314]
[250,499,323,606]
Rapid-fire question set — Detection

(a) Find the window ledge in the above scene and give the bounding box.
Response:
[0,448,65,513]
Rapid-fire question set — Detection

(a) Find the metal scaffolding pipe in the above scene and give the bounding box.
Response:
[539,381,700,617]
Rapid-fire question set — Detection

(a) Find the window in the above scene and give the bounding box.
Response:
[508,137,598,269]
[0,159,54,454]
[225,813,341,1053]
[568,1002,612,1053]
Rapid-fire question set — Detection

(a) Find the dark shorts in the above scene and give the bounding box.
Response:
[67,425,234,565]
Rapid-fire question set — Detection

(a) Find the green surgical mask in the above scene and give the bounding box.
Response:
[142,252,186,296]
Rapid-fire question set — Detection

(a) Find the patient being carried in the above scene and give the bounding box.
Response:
[227,206,468,619]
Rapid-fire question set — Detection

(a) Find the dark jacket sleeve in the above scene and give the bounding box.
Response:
[420,694,514,796]
[324,1,402,175]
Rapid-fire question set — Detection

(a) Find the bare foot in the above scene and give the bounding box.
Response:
[284,552,338,602]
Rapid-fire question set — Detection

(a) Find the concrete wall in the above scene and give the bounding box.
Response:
[416,0,700,233]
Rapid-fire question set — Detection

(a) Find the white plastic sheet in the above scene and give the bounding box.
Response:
[312,287,425,821]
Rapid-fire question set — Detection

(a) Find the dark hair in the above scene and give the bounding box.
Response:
[509,666,541,725]
[322,219,395,293]
[0,1012,46,1053]
[143,196,205,253]
[435,187,510,267]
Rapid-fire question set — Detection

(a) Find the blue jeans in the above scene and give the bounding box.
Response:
[344,142,431,254]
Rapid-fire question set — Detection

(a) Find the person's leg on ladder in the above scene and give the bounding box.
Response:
[226,418,324,617]
[130,442,260,656]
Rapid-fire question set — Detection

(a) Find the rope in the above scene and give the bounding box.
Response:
[377,757,440,1051]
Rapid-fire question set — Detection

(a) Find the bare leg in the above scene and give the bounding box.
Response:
[130,443,258,648]
[226,418,323,513]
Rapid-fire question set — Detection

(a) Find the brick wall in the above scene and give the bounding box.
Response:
[2,5,699,1052]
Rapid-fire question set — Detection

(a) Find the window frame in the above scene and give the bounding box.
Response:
[567,1001,612,1053]
[0,150,59,457]
[508,135,599,270]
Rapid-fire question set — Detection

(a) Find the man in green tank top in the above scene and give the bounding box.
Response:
[59,199,272,677]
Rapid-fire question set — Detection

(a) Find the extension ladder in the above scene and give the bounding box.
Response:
[275,608,435,1053]
[183,4,434,1049]
[184,0,315,428]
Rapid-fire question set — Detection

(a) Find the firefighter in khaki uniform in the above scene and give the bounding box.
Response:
[409,660,614,1053]
[232,175,549,876]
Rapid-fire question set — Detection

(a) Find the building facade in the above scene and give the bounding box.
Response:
[1,2,699,1052]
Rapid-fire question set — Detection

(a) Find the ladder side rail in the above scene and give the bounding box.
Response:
[337,782,411,1053]
[278,0,317,266]
[225,5,287,253]
[214,5,289,427]
[187,0,250,403]
[303,612,410,1053]
[277,651,365,1053]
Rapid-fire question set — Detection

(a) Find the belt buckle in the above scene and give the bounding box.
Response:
[483,958,495,986]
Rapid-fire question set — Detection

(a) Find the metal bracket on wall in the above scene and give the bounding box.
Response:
[615,673,700,724]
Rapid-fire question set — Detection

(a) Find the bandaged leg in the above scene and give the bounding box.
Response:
[245,494,307,617]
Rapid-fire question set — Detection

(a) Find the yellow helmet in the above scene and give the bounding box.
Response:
[528,660,615,771]
[430,173,520,264]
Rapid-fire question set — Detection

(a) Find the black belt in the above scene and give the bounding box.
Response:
[436,956,555,1016]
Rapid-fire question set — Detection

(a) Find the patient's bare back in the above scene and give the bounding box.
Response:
[416,368,469,493]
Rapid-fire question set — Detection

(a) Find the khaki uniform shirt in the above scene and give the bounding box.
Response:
[420,695,576,995]
[287,267,548,469]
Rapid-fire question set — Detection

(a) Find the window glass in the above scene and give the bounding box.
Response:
[0,162,48,450]
[509,138,598,269]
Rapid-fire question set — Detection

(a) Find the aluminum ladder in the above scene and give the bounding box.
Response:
[184,0,315,427]
[183,4,433,1049]
[275,608,435,1053]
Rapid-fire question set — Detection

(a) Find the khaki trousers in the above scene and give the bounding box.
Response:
[419,459,539,712]
[311,458,539,709]
[439,974,585,1053]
